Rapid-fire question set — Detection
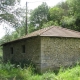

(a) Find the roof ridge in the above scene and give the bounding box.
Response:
[39,26,55,35]
[21,26,54,38]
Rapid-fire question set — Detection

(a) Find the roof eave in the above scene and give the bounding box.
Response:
[1,35,40,46]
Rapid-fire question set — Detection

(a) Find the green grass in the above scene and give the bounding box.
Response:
[0,62,80,80]
[57,65,80,80]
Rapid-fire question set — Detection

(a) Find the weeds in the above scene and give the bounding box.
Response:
[0,62,80,80]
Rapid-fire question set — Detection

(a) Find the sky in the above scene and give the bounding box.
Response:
[0,0,65,39]
[21,0,65,9]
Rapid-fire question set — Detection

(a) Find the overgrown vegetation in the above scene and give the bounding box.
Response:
[0,61,80,80]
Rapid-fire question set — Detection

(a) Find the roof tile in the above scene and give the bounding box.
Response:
[22,26,80,38]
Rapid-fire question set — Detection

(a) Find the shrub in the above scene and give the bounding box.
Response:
[0,62,80,80]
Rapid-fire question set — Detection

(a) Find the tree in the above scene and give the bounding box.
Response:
[29,2,49,31]
[0,0,25,29]
[0,0,26,43]
[61,16,76,30]
[49,7,64,25]
[56,1,69,16]
[67,0,80,17]
[67,0,80,31]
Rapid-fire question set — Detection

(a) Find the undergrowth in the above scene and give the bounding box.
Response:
[0,62,80,80]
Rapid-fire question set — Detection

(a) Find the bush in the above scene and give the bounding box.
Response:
[0,62,80,80]
[57,65,80,80]
[0,62,34,80]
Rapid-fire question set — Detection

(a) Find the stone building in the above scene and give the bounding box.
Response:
[2,26,80,73]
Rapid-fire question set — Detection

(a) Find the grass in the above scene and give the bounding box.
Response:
[0,62,80,80]
[57,65,80,80]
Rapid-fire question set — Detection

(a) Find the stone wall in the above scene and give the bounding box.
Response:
[3,37,41,70]
[41,37,80,72]
[3,36,80,73]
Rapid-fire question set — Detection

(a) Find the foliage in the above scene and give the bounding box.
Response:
[42,21,59,28]
[0,62,80,80]
[49,7,64,25]
[29,2,49,30]
[67,0,80,17]
[66,0,80,31]
[0,0,25,29]
[0,26,25,45]
[0,62,34,80]
[61,16,76,30]
[56,1,69,16]
[57,65,80,80]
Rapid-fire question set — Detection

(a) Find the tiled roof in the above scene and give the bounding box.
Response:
[2,26,80,45]
[22,26,80,39]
